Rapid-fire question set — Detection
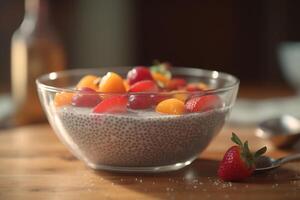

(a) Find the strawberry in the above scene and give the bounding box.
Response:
[128,94,154,109]
[186,83,209,91]
[127,66,153,85]
[186,84,202,92]
[128,80,159,93]
[185,95,222,113]
[167,78,187,90]
[92,96,128,113]
[72,87,101,107]
[152,94,171,105]
[218,133,267,181]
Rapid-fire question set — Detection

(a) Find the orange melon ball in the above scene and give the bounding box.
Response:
[151,72,170,87]
[173,91,189,102]
[155,98,185,115]
[99,72,126,93]
[123,79,130,91]
[198,82,209,90]
[54,92,74,107]
[76,75,99,91]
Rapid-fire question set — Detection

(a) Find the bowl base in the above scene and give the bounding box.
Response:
[85,157,197,173]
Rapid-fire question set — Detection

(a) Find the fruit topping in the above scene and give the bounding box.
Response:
[186,82,209,92]
[72,87,101,107]
[60,64,226,115]
[93,96,128,113]
[128,80,159,93]
[167,78,187,90]
[128,94,154,109]
[151,72,170,88]
[185,95,222,113]
[198,82,209,90]
[155,98,185,115]
[150,62,172,88]
[123,80,130,91]
[76,75,99,91]
[152,94,171,105]
[127,66,153,85]
[150,61,172,79]
[99,72,126,93]
[218,133,267,181]
[54,92,74,107]
[172,91,190,102]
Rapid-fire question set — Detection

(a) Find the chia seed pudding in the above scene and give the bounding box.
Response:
[54,106,228,168]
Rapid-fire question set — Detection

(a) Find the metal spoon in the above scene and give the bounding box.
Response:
[254,115,300,171]
[256,115,300,148]
[255,154,300,172]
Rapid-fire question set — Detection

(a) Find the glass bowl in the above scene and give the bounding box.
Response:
[36,67,239,172]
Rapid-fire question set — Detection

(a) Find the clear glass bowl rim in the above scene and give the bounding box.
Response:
[36,66,240,95]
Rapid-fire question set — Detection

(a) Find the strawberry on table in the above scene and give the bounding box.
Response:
[93,96,128,113]
[185,94,222,113]
[218,133,267,181]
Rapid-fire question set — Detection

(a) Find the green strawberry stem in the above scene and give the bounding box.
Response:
[254,146,267,158]
[231,132,267,168]
[231,133,243,147]
[150,60,172,79]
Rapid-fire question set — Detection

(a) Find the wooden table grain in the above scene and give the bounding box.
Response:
[0,124,300,200]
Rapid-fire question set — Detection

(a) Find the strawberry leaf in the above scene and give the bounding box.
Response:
[229,132,268,171]
[242,141,254,167]
[231,132,243,147]
[244,141,251,155]
[150,60,172,79]
[254,146,267,158]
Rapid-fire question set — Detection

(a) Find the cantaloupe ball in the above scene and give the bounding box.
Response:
[76,75,99,91]
[155,98,185,115]
[54,92,74,107]
[99,72,126,93]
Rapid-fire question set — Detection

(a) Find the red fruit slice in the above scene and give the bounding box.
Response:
[93,96,128,113]
[218,145,253,181]
[218,133,267,181]
[72,87,101,107]
[128,80,159,93]
[185,95,222,112]
[152,94,170,105]
[128,94,154,109]
[127,66,153,85]
[186,84,202,92]
[167,78,187,90]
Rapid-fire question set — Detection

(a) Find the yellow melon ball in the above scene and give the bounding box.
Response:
[76,75,99,91]
[155,98,185,115]
[54,92,74,107]
[99,72,126,93]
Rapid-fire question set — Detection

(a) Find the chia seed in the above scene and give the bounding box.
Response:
[54,106,228,169]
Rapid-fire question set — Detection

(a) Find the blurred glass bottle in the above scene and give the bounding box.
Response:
[11,0,65,125]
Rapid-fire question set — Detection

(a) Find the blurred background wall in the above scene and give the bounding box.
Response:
[1,0,300,93]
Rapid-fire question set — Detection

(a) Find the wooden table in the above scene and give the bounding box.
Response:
[0,124,299,200]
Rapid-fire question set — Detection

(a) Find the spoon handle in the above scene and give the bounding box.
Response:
[278,153,300,165]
